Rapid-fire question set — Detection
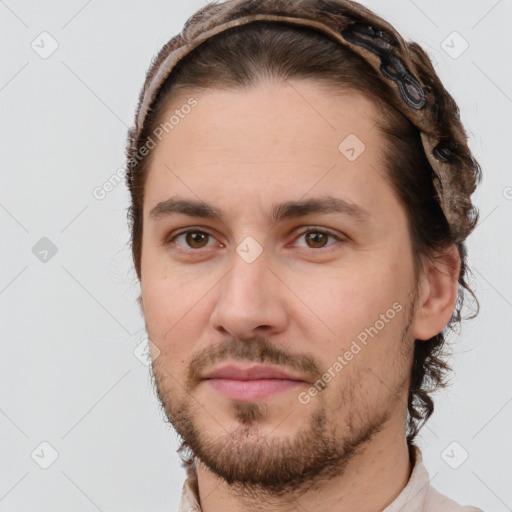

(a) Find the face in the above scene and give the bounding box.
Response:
[140,80,420,494]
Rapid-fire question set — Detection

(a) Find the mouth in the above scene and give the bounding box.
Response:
[201,364,307,401]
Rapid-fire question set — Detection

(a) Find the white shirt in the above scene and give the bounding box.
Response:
[177,445,484,511]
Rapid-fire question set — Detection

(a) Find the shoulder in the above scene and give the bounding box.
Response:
[425,484,484,512]
[404,445,484,512]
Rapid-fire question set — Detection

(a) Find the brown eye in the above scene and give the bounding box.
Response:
[185,231,209,248]
[294,228,343,251]
[170,230,215,250]
[305,232,330,249]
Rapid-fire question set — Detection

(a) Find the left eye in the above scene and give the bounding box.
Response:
[294,229,342,250]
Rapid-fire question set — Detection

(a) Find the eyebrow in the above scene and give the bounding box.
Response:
[149,195,371,224]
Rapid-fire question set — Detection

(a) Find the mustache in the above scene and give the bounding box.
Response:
[185,335,323,390]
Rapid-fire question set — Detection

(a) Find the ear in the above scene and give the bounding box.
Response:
[412,243,461,341]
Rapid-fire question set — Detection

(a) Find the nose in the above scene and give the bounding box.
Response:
[210,247,289,339]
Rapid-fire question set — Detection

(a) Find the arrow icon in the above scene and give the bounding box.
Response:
[31,441,59,469]
[339,134,365,161]
[31,31,59,59]
[32,237,58,262]
[441,32,468,59]
[441,441,469,469]
[236,236,263,263]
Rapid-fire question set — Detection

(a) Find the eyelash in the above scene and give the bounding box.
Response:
[165,227,345,254]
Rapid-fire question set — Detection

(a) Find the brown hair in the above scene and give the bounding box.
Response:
[125,0,481,445]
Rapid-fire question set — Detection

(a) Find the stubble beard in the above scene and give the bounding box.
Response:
[149,299,415,500]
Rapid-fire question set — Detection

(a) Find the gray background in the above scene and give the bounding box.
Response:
[1,0,511,511]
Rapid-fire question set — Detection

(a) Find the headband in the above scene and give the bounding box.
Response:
[132,5,476,239]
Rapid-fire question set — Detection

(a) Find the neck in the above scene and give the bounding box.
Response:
[195,428,413,512]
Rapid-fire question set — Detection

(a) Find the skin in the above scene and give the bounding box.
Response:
[139,79,460,511]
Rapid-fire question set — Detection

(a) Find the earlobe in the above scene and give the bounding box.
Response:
[412,244,461,341]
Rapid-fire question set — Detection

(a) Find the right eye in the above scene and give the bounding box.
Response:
[166,229,220,252]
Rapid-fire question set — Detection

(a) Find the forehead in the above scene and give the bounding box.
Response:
[143,80,397,223]
[154,80,381,158]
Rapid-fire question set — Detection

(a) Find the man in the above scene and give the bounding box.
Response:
[124,1,483,510]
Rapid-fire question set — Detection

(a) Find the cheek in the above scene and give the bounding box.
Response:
[141,238,184,332]
[141,269,177,334]
[293,261,413,386]
[296,263,404,331]
[141,269,214,357]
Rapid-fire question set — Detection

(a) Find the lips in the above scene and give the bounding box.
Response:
[202,364,306,382]
[201,364,307,401]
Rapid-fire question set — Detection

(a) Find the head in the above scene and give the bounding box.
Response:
[125,0,480,494]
